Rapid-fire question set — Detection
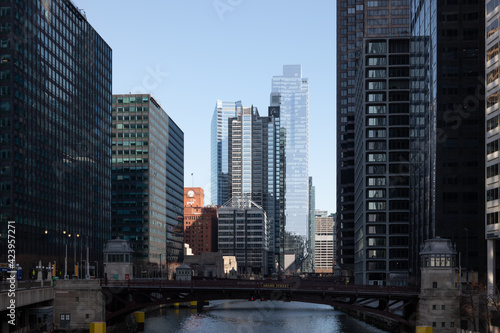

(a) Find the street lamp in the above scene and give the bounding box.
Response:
[63,231,70,280]
[75,234,79,279]
[85,236,90,279]
[464,228,469,283]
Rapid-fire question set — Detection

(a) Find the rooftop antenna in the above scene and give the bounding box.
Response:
[191,173,194,187]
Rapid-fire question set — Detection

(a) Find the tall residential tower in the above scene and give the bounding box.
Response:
[336,0,410,276]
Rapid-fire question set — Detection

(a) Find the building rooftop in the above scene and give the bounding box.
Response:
[419,238,456,256]
[103,238,134,254]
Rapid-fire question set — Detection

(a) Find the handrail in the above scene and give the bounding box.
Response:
[99,279,419,296]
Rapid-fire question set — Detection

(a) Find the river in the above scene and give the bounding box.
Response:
[144,300,389,333]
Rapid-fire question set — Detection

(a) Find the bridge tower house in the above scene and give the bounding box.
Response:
[417,238,460,331]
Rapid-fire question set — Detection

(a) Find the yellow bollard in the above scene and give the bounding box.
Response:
[189,301,197,308]
[416,327,432,333]
[174,302,180,308]
[89,322,106,333]
[135,312,145,331]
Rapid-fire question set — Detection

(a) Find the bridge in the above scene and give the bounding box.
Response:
[102,279,420,331]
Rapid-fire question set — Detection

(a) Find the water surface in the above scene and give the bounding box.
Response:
[145,300,389,333]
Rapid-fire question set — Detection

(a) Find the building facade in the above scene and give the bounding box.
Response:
[410,0,486,281]
[227,103,285,271]
[211,100,241,206]
[183,187,218,255]
[336,0,410,276]
[271,65,309,236]
[0,0,112,271]
[354,38,411,286]
[487,0,500,295]
[112,94,184,271]
[315,212,335,274]
[217,197,271,275]
[304,177,316,273]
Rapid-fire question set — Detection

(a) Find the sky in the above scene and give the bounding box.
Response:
[75,0,337,214]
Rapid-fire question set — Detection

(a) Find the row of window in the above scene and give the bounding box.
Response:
[112,106,149,113]
[367,200,409,210]
[113,96,149,104]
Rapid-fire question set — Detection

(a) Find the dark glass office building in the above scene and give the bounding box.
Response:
[409,0,486,279]
[0,0,112,272]
[112,94,184,273]
[336,0,410,276]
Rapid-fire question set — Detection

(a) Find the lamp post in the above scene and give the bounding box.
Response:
[63,231,69,279]
[464,228,469,283]
[74,234,79,279]
[85,236,90,279]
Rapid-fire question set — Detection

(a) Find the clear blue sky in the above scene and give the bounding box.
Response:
[76,0,337,214]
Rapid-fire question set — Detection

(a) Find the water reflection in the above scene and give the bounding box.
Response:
[145,300,389,333]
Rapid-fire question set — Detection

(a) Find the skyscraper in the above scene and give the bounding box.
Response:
[409,0,486,280]
[112,94,184,272]
[0,0,112,270]
[211,100,241,206]
[271,65,309,236]
[336,0,410,277]
[227,103,285,271]
[354,37,411,286]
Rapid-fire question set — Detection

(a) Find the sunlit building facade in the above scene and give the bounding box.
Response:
[486,0,500,295]
[211,100,241,205]
[227,102,285,271]
[112,94,184,269]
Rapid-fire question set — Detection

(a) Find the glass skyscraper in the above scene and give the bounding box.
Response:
[271,65,309,236]
[0,0,112,272]
[227,102,285,272]
[112,94,184,271]
[211,100,241,205]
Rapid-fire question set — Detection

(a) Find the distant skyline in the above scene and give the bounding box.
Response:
[76,0,337,214]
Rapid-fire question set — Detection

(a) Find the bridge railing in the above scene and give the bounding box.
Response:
[0,280,52,292]
[100,278,419,295]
